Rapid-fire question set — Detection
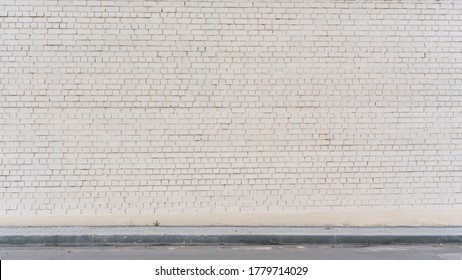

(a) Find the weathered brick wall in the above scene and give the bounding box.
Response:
[1,0,462,225]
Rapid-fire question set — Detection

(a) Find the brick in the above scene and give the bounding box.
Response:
[0,0,461,221]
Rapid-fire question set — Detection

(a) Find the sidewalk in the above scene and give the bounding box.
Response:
[1,227,461,246]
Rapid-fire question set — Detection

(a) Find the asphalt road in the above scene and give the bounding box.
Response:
[1,244,462,260]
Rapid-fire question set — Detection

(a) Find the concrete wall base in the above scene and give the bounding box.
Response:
[2,209,462,227]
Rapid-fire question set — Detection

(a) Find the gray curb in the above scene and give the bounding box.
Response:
[1,227,462,246]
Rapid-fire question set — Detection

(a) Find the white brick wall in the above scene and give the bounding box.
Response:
[1,0,462,225]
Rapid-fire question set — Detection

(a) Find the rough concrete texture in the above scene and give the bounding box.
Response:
[1,227,462,246]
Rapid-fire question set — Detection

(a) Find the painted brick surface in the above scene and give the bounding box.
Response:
[1,0,462,220]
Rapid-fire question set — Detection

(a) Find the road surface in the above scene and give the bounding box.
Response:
[1,244,462,259]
